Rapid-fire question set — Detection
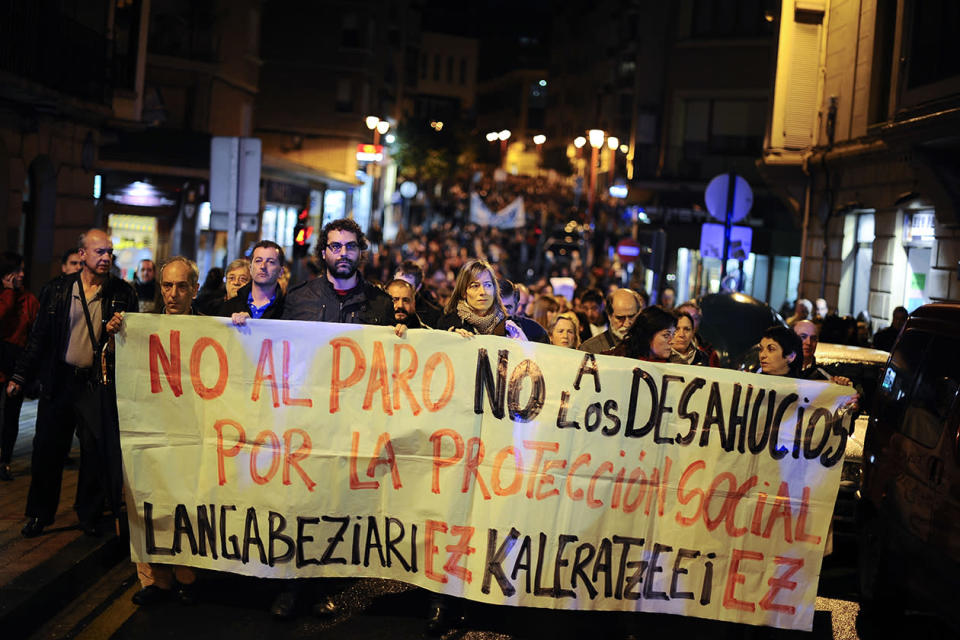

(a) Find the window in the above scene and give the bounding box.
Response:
[877,330,931,433]
[841,211,874,317]
[898,335,959,447]
[904,0,960,90]
[681,98,765,160]
[446,56,453,83]
[460,58,467,85]
[335,78,353,113]
[420,52,428,79]
[341,12,361,48]
[433,54,440,81]
[691,0,772,39]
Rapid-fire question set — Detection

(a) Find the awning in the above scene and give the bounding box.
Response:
[261,155,361,192]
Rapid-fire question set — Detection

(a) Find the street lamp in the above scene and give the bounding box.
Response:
[366,116,387,146]
[587,130,605,221]
[498,129,511,166]
[573,136,586,149]
[533,134,546,174]
[485,131,498,142]
[606,136,619,183]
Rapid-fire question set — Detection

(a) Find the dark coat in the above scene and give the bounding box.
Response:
[579,328,619,354]
[415,292,442,328]
[12,271,137,395]
[218,282,285,319]
[281,273,393,325]
[513,315,548,343]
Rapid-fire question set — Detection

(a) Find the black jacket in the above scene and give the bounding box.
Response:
[12,272,137,394]
[218,282,285,319]
[415,293,442,328]
[281,273,393,325]
[513,315,548,343]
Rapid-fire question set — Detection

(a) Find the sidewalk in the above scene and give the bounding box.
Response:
[0,400,128,637]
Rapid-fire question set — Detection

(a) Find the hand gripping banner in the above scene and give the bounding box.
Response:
[116,315,855,630]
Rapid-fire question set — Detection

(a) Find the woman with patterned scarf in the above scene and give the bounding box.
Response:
[437,259,527,339]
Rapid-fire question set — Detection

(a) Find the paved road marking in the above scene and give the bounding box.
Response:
[76,582,140,640]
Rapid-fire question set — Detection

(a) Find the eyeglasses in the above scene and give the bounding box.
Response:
[327,242,360,254]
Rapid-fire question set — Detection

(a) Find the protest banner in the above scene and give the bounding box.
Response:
[469,193,526,228]
[116,315,854,630]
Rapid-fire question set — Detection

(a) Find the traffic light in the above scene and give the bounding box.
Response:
[292,209,312,260]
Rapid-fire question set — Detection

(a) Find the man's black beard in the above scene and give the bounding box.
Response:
[327,258,358,279]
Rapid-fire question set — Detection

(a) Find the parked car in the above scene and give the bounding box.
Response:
[813,342,890,543]
[858,302,960,631]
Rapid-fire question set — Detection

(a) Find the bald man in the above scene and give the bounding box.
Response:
[8,229,136,538]
[794,319,852,386]
[580,288,642,353]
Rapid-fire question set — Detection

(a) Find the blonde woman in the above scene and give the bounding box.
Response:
[548,311,581,348]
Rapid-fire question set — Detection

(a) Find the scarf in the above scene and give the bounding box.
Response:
[456,300,503,335]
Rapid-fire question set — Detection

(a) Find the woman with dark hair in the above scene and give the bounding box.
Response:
[758,325,803,377]
[194,267,225,315]
[669,310,710,365]
[0,252,39,480]
[437,259,526,339]
[611,306,676,361]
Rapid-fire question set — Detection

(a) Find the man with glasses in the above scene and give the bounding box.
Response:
[282,218,392,325]
[579,288,642,354]
[8,229,136,538]
[276,218,392,619]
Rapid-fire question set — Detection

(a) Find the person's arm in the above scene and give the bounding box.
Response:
[8,280,58,395]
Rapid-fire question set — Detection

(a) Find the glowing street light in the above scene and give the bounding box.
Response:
[497,129,511,167]
[619,144,628,153]
[606,136,619,150]
[532,134,546,145]
[588,129,605,149]
[586,130,605,220]
[485,131,498,142]
[573,136,586,149]
[366,116,389,146]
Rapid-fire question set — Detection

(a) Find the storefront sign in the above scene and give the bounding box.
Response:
[357,144,384,162]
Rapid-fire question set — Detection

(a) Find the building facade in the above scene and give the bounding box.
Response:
[762,0,960,329]
[0,0,114,288]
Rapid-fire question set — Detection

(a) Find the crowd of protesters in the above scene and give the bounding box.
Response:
[0,204,899,633]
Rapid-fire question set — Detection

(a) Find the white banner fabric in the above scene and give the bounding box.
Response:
[116,315,854,630]
[469,193,526,228]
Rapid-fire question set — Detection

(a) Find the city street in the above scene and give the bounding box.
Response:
[1,2,959,639]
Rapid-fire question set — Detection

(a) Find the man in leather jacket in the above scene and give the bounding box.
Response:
[272,217,391,619]
[9,229,136,538]
[282,218,393,325]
